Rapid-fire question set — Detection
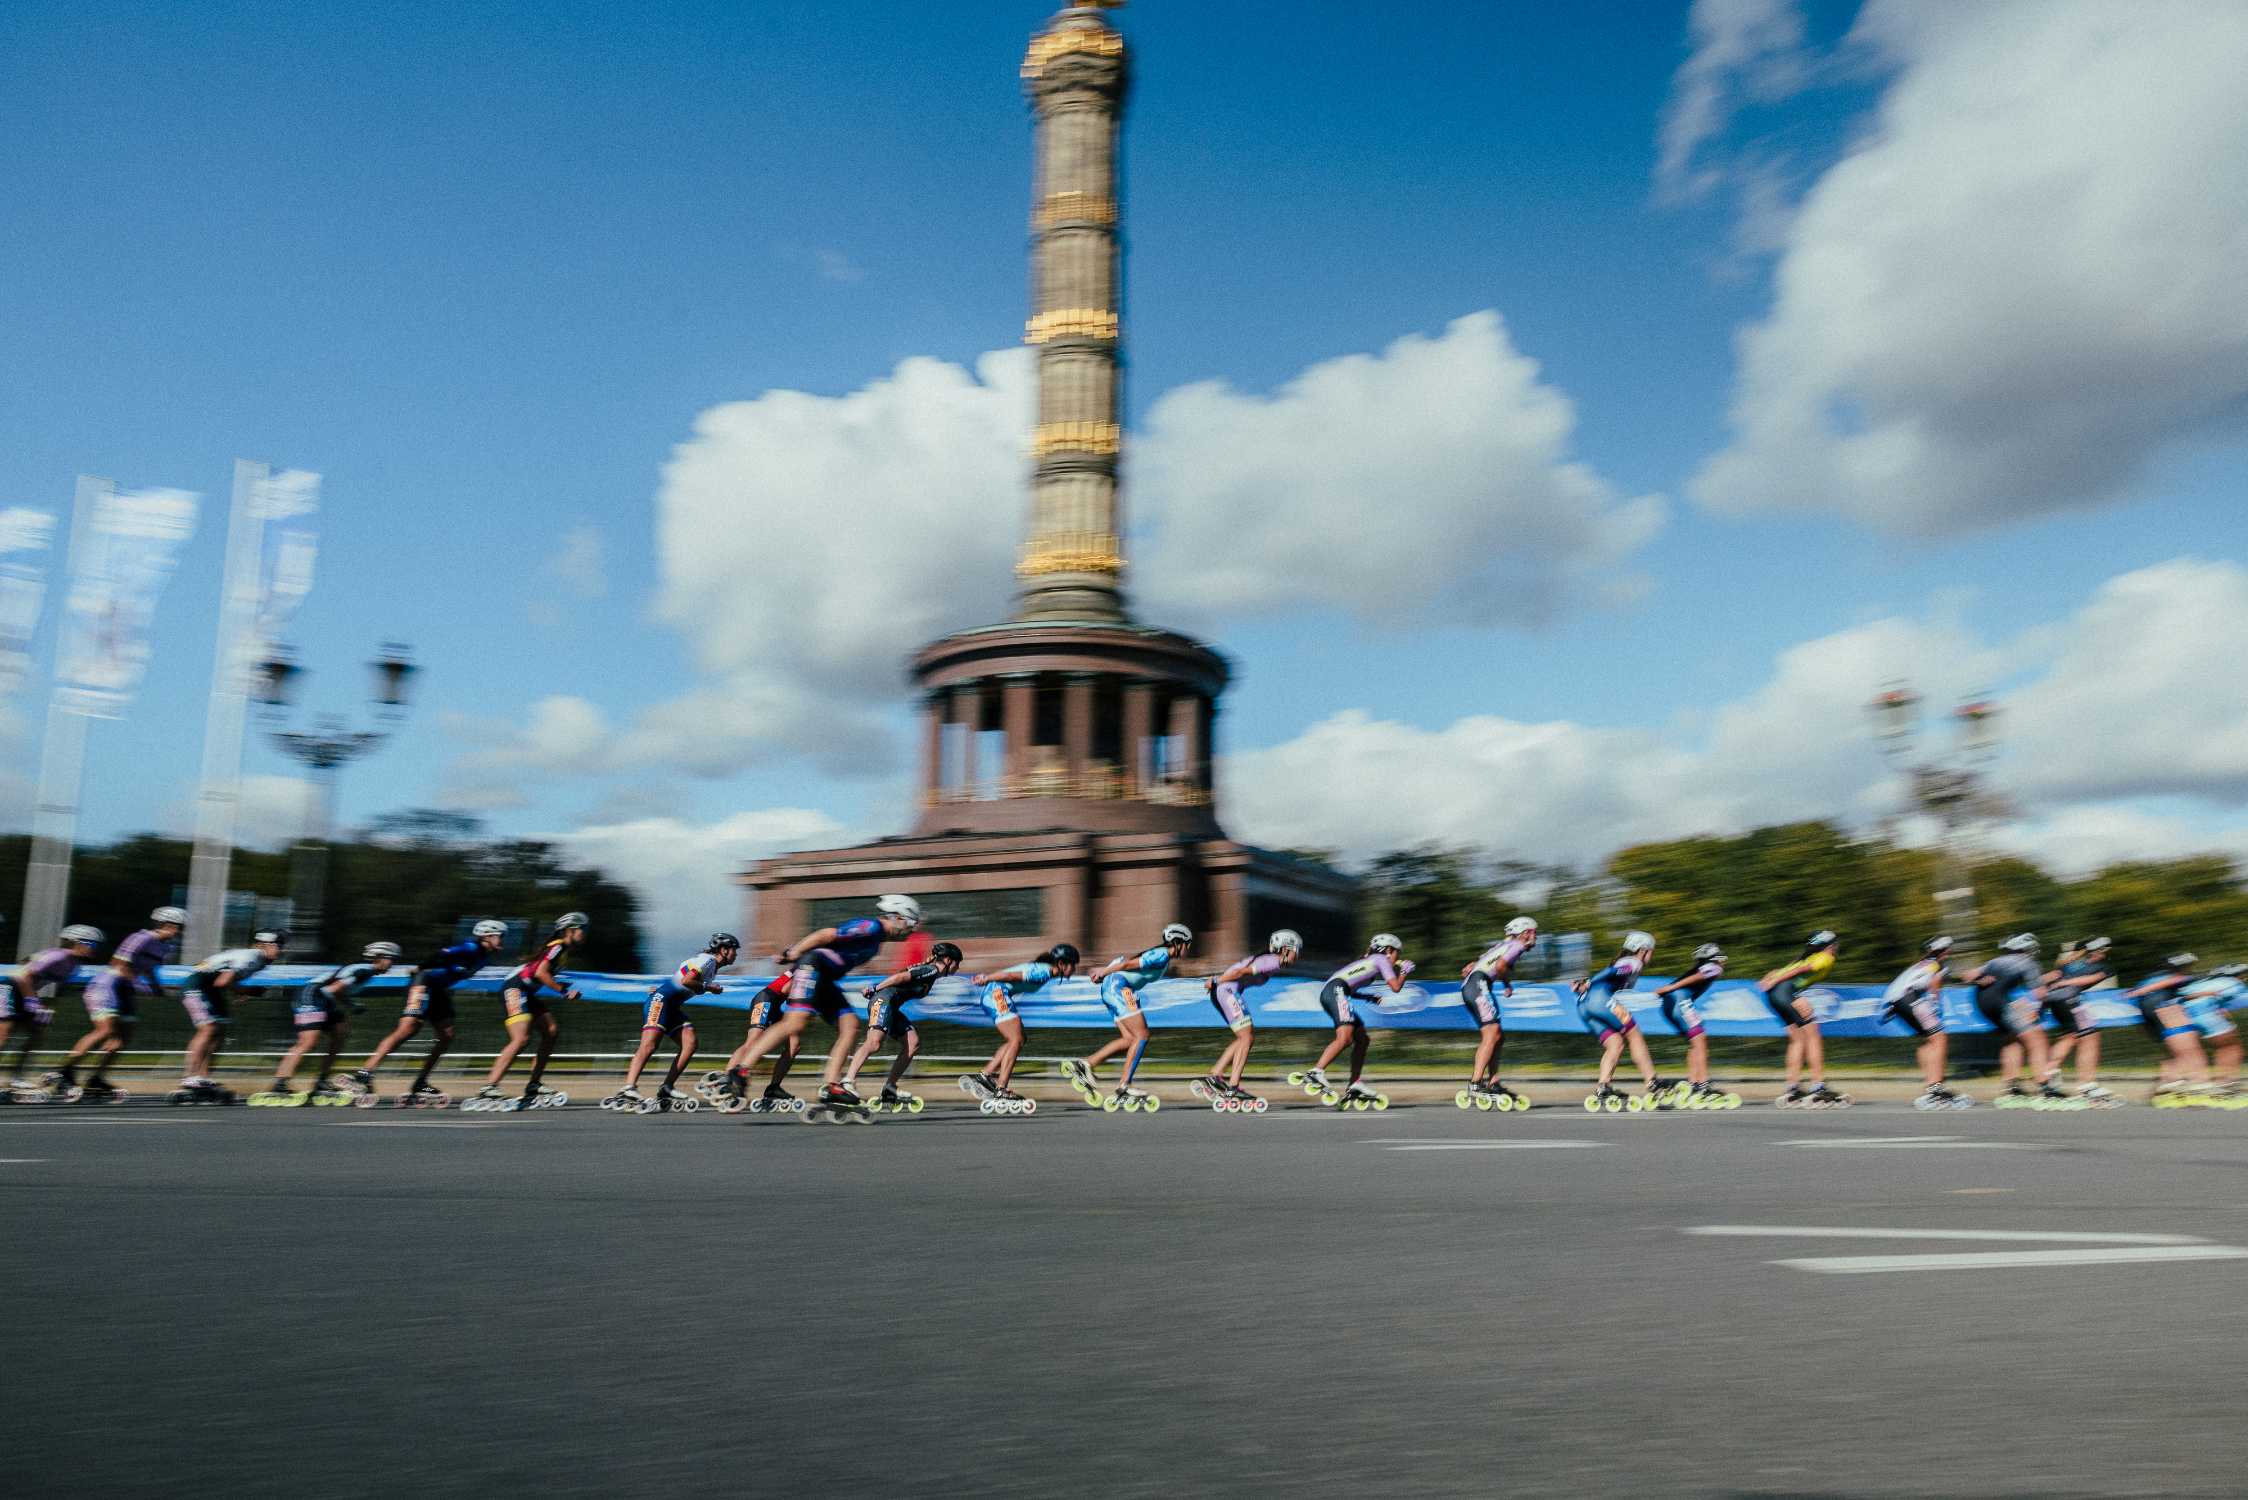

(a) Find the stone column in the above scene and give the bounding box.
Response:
[918,691,944,806]
[1002,673,1037,790]
[1120,680,1153,795]
[1063,673,1097,793]
[1168,691,1197,793]
[1018,6,1128,623]
[954,681,982,796]
[1196,693,1216,793]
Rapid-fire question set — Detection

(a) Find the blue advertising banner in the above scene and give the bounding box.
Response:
[121,966,2242,1038]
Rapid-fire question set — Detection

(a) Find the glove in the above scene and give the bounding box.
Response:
[1397,960,1416,977]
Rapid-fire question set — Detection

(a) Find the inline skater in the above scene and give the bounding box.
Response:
[606,933,737,1113]
[2181,963,2247,1096]
[347,918,507,1104]
[1458,916,1536,1108]
[1648,942,1729,1107]
[1758,930,1847,1107]
[469,913,588,1111]
[1198,929,1301,1110]
[49,907,183,1102]
[962,944,1079,1113]
[1064,923,1192,1111]
[706,971,804,1109]
[719,895,921,1117]
[0,925,102,1099]
[1290,934,1413,1109]
[1883,937,1966,1109]
[175,929,285,1102]
[261,942,401,1105]
[842,941,964,1111]
[2041,936,2118,1104]
[2127,953,2215,1104]
[1573,931,1668,1111]
[1963,934,2063,1108]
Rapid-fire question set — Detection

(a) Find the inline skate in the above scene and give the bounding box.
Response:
[1060,1059,1100,1103]
[1583,1083,1631,1114]
[750,1084,804,1116]
[651,1085,699,1114]
[1334,1082,1388,1112]
[1100,1085,1158,1114]
[872,1085,924,1115]
[168,1078,237,1106]
[72,1075,127,1105]
[1914,1084,1975,1110]
[803,1082,873,1124]
[249,1082,305,1108]
[601,1085,644,1113]
[308,1079,355,1108]
[398,1080,450,1109]
[1286,1067,1338,1106]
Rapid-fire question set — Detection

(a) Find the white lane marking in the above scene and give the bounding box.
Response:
[1685,1226,2205,1245]
[0,1158,50,1163]
[1777,1136,2035,1149]
[1778,1246,2248,1274]
[1379,1141,1605,1151]
[0,1115,209,1125]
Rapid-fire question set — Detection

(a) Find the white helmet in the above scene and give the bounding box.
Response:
[2082,935,2111,953]
[2167,952,2199,970]
[2000,933,2038,954]
[151,906,187,926]
[1807,929,1838,949]
[1692,942,1724,963]
[60,924,104,946]
[1161,923,1192,945]
[1269,928,1302,955]
[364,941,403,960]
[1504,916,1537,939]
[553,911,590,932]
[1622,930,1655,956]
[1369,932,1402,954]
[472,919,507,940]
[876,894,922,928]
[1924,935,1954,956]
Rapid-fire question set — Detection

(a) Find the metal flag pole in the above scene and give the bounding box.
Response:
[184,460,268,958]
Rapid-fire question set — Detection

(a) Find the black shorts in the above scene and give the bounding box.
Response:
[1975,987,2043,1040]
[2045,990,2092,1037]
[403,984,456,1025]
[1319,980,1363,1029]
[784,967,849,1024]
[745,986,786,1031]
[1762,980,1811,1029]
[866,992,917,1035]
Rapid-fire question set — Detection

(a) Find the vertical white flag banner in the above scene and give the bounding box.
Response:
[248,467,318,662]
[54,485,200,718]
[0,507,58,698]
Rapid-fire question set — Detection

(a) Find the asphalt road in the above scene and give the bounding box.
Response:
[7,1093,2248,1498]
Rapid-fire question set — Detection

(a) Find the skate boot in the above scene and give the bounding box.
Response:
[250,1080,300,1108]
[1643,1078,1679,1111]
[1335,1082,1388,1112]
[958,1072,997,1103]
[1221,1078,1268,1114]
[1102,1085,1157,1115]
[1292,1066,1333,1102]
[602,1085,644,1113]
[340,1068,376,1097]
[1060,1059,1098,1102]
[1190,1075,1232,1112]
[1584,1082,1630,1113]
[401,1080,449,1109]
[755,1084,802,1115]
[75,1075,122,1105]
[876,1085,924,1115]
[806,1082,872,1124]
[1994,1082,2035,1110]
[1487,1082,1530,1112]
[1455,1080,1490,1111]
[1806,1083,1851,1109]
[309,1078,354,1108]
[1774,1084,1808,1110]
[997,1085,1037,1117]
[2035,1080,2077,1111]
[1915,1084,1970,1111]
[2076,1084,2122,1109]
[529,1082,567,1109]
[43,1069,78,1104]
[464,1084,508,1113]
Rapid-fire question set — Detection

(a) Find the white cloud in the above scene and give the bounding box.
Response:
[1694,0,2248,534]
[1996,804,2248,878]
[162,774,313,852]
[1655,0,1810,202]
[1222,557,2248,874]
[553,807,846,963]
[1133,313,1665,628]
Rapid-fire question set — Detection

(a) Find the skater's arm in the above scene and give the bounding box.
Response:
[1090,954,1130,982]
[777,927,839,965]
[1378,954,1412,994]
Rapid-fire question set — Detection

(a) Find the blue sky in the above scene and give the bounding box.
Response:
[4,0,2246,955]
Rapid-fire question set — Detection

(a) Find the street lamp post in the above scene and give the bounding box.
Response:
[257,643,416,959]
[1868,681,2006,946]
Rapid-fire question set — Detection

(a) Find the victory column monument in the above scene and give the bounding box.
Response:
[741,2,1356,968]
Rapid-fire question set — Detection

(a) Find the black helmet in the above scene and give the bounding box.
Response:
[709,932,740,952]
[931,941,963,964]
[1045,943,1081,968]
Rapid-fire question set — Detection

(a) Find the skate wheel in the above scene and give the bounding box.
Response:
[1101,1093,1120,1112]
[1455,1090,1472,1110]
[1286,1071,1307,1087]
[1021,1098,1037,1115]
[1602,1096,1622,1113]
[1372,1095,1388,1111]
[1252,1097,1268,1113]
[1144,1094,1159,1113]
[979,1099,996,1115]
[637,1097,660,1114]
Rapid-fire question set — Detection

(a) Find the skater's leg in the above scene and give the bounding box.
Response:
[1082,1033,1132,1072]
[485,1018,532,1088]
[2019,1026,2053,1083]
[2215,1034,2243,1087]
[522,1013,560,1091]
[842,1026,886,1089]
[1685,1032,1709,1087]
[1997,1039,2023,1087]
[1801,1021,1825,1087]
[1115,1012,1151,1088]
[820,1014,862,1089]
[1596,1032,1624,1089]
[2074,1029,2101,1088]
[1222,1025,1255,1088]
[1782,1027,1805,1092]
[990,1015,1025,1090]
[410,1022,454,1092]
[363,1008,426,1072]
[272,1026,319,1086]
[734,1012,811,1075]
[1312,1025,1352,1075]
[1345,1024,1370,1087]
[89,1022,130,1082]
[620,1027,664,1090]
[769,1034,804,1088]
[1916,1033,1947,1089]
[883,1026,919,1091]
[661,1026,697,1091]
[183,1021,220,1081]
[1623,1026,1657,1089]
[1470,1023,1498,1084]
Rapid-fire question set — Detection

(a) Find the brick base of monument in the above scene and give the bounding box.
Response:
[741,829,1358,974]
